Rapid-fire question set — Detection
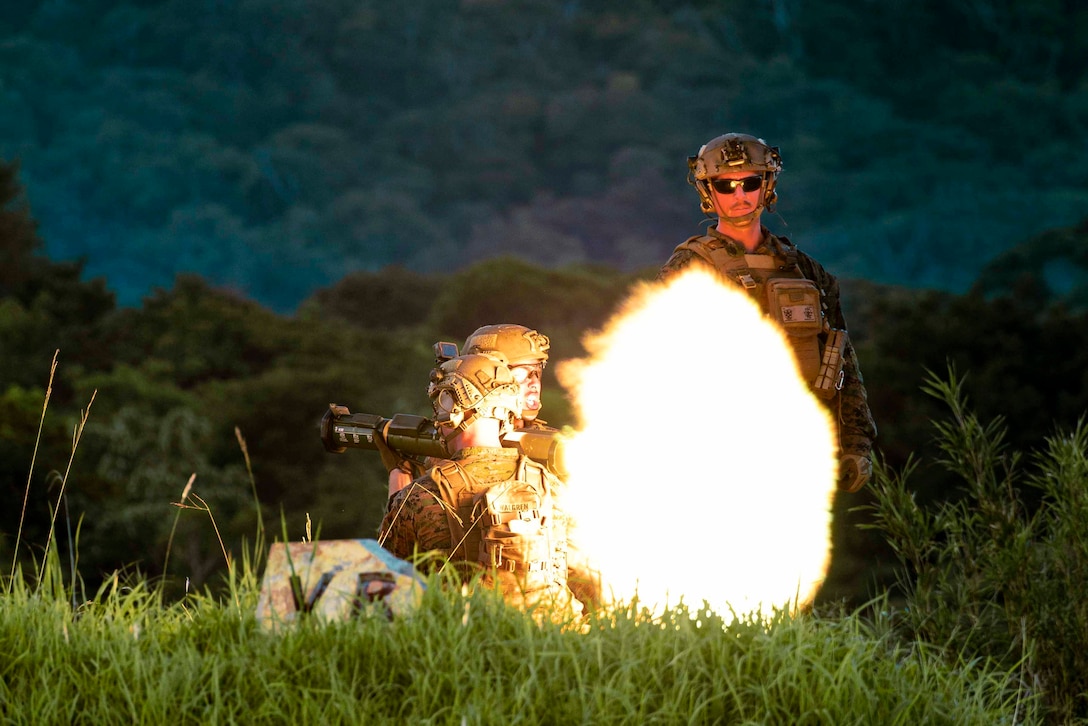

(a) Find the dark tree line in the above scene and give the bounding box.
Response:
[3,158,1088,605]
[1,0,1085,309]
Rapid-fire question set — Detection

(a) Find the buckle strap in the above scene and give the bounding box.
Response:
[733,271,757,289]
[490,508,541,526]
[485,542,549,572]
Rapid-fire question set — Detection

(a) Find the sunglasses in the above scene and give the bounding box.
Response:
[708,176,763,194]
[510,364,543,384]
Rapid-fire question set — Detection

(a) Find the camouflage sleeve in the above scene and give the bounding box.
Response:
[378,477,453,562]
[656,246,715,284]
[796,251,877,458]
[837,336,877,458]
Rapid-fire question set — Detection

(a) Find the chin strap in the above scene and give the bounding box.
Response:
[439,409,477,444]
[721,204,764,227]
[439,407,514,446]
[710,193,765,227]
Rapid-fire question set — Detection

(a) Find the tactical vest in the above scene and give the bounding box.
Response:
[429,457,568,596]
[673,234,846,400]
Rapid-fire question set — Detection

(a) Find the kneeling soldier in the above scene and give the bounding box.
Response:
[378,352,582,618]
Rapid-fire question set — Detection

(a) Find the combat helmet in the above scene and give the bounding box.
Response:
[428,352,521,435]
[688,133,783,219]
[462,324,550,368]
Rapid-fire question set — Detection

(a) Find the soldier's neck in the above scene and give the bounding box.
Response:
[714,219,764,252]
[448,419,503,453]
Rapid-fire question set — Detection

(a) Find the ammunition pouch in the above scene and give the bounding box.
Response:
[765,277,824,386]
[812,329,847,401]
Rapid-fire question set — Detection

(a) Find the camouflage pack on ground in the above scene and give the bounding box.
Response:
[255,539,425,629]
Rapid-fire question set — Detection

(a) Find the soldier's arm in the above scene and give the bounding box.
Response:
[380,477,459,569]
[378,487,412,556]
[388,468,414,499]
[797,251,878,488]
[838,343,877,454]
[656,247,707,283]
[565,533,604,609]
[817,269,877,452]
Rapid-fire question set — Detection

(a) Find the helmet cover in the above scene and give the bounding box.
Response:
[688,133,783,215]
[428,353,520,432]
[462,323,550,368]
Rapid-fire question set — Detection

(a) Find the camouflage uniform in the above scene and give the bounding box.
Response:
[379,445,584,616]
[657,226,877,467]
[388,418,556,505]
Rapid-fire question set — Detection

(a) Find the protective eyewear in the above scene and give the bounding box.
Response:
[510,364,543,384]
[708,176,763,194]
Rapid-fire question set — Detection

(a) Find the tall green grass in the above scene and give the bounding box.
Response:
[864,366,1088,724]
[0,559,1028,725]
[0,356,1049,724]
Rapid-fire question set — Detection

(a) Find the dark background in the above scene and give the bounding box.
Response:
[2,0,1087,602]
[3,0,1087,311]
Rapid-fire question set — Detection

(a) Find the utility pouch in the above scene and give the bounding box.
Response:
[765,278,822,332]
[484,480,544,527]
[480,529,553,594]
[812,329,847,401]
[765,278,823,383]
[479,478,554,592]
[481,530,548,570]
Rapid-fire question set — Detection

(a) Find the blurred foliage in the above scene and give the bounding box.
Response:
[818,216,1088,606]
[860,243,1088,472]
[973,217,1088,309]
[3,159,1088,616]
[864,369,1088,723]
[298,266,441,332]
[0,1,1085,309]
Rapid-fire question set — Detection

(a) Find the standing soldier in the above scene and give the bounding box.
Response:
[378,352,583,618]
[658,132,877,492]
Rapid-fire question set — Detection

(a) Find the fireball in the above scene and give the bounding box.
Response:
[558,268,837,618]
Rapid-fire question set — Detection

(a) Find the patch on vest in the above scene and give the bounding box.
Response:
[780,302,817,323]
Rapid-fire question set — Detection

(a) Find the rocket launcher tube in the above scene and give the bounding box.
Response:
[320,406,448,459]
[499,429,568,479]
[320,404,569,478]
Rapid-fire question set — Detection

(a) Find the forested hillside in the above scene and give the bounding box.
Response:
[2,0,1086,310]
[4,152,1088,602]
[3,0,1088,605]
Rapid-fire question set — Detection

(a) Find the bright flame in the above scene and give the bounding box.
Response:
[558,269,837,618]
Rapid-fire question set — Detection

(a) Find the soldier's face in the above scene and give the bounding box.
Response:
[510,363,543,422]
[709,172,762,220]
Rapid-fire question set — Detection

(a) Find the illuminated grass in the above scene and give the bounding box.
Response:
[0,357,1034,724]
[0,566,1029,725]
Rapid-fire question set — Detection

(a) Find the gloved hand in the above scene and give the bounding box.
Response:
[838,453,872,493]
[373,429,426,485]
[371,428,403,474]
